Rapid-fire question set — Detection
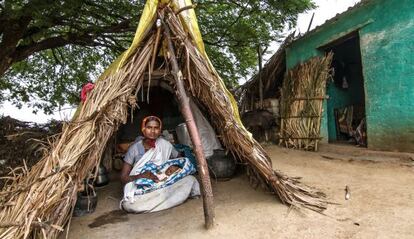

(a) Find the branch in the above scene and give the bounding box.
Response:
[11,19,133,63]
[22,15,66,39]
[0,16,32,59]
[204,38,251,48]
[175,4,197,15]
[12,33,95,63]
[202,2,251,47]
[51,48,61,65]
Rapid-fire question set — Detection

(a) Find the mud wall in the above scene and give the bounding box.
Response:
[285,0,414,152]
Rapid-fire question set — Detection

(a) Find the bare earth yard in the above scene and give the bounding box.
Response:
[66,144,414,239]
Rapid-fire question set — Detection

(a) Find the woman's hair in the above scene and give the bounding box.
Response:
[141,116,162,132]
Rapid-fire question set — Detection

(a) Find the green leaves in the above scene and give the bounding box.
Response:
[196,0,314,87]
[1,0,314,114]
[3,45,114,114]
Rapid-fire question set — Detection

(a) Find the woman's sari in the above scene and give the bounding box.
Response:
[121,138,200,213]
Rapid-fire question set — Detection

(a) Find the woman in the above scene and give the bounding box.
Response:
[120,116,200,213]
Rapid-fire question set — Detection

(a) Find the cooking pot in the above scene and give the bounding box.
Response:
[207,149,236,179]
[176,123,192,146]
[94,164,109,187]
[73,190,98,217]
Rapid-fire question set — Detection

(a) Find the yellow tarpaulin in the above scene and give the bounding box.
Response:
[75,0,244,127]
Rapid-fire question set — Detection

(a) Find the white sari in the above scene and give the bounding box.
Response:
[121,138,200,213]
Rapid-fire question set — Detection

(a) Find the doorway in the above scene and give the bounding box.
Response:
[117,85,184,144]
[322,32,367,146]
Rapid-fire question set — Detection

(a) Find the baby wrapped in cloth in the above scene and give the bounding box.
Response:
[121,137,200,213]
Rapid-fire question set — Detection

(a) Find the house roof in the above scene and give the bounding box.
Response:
[240,0,375,99]
[291,0,374,44]
[235,34,294,110]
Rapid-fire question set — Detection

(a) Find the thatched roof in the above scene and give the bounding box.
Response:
[236,34,294,112]
[291,0,373,44]
[237,0,373,112]
[0,1,327,238]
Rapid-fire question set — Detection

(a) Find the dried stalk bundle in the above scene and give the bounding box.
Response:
[279,54,333,151]
[164,9,328,212]
[0,33,155,238]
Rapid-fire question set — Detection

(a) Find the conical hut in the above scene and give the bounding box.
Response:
[0,1,327,238]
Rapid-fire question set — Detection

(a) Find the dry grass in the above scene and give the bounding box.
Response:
[165,8,328,212]
[0,32,155,238]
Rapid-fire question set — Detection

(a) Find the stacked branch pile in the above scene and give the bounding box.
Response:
[0,116,62,188]
[279,54,333,151]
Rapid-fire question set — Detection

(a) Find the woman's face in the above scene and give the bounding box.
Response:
[142,120,161,139]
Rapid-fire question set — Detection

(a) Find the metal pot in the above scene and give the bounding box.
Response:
[94,164,109,187]
[206,149,236,179]
[73,191,98,217]
[176,123,192,146]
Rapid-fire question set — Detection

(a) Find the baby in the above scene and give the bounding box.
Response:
[133,157,194,195]
[156,164,182,181]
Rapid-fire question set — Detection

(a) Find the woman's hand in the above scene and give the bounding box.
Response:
[135,171,159,183]
[165,165,181,176]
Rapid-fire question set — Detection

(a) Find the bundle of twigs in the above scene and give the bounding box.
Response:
[0,117,63,187]
[0,31,155,238]
[164,8,327,212]
[279,54,333,151]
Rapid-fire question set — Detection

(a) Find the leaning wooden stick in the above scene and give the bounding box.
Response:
[162,16,215,229]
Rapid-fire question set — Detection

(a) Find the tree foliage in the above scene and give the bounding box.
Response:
[197,0,314,86]
[0,0,314,113]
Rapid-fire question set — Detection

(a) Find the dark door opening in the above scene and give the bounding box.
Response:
[322,32,367,147]
[117,86,184,144]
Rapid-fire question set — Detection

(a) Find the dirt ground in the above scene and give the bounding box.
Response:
[66,144,414,239]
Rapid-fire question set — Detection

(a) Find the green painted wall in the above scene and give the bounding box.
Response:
[285,0,414,152]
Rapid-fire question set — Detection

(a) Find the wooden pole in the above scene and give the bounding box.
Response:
[257,45,263,109]
[162,19,215,229]
[307,13,315,33]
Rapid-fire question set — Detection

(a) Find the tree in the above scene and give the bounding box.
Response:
[197,0,314,86]
[0,0,143,113]
[0,0,314,113]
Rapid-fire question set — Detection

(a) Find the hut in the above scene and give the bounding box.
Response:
[236,35,294,143]
[0,1,327,238]
[237,36,332,151]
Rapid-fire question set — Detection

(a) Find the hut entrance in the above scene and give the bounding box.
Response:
[322,32,367,147]
[112,78,225,173]
[117,84,184,145]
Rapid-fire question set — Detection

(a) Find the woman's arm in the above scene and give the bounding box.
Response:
[120,162,134,184]
[120,162,159,184]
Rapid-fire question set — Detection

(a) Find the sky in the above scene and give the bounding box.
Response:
[296,0,361,34]
[0,0,361,123]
